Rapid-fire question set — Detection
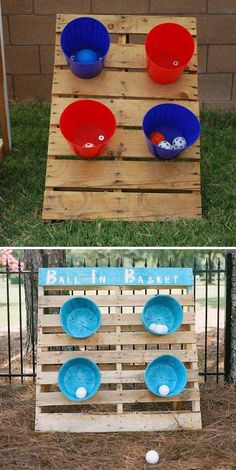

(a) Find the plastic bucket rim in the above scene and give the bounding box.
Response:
[60,295,102,338]
[58,356,102,401]
[141,294,183,335]
[60,16,111,61]
[145,22,195,71]
[144,354,188,397]
[59,99,117,153]
[142,102,201,150]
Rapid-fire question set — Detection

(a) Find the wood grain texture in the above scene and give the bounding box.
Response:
[43,190,202,221]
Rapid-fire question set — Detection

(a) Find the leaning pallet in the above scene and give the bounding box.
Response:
[42,14,201,222]
[35,267,202,433]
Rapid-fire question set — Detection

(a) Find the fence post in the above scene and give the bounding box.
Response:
[224,252,233,382]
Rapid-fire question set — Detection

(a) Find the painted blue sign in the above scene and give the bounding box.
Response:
[39,267,193,287]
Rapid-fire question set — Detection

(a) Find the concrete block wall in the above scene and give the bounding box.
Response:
[2,0,236,108]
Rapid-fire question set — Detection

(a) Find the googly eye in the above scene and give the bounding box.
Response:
[98,134,105,141]
[71,55,75,61]
[83,142,94,148]
[173,60,179,66]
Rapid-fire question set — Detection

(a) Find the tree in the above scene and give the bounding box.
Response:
[23,249,66,354]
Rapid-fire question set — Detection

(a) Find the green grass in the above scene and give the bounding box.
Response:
[0,103,236,246]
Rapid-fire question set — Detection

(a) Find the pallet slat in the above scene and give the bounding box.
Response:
[43,190,202,221]
[36,411,202,432]
[52,69,198,101]
[45,160,200,191]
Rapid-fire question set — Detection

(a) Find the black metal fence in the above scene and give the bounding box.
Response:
[0,254,232,384]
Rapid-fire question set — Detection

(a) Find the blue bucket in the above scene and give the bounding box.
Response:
[60,17,110,78]
[145,355,188,397]
[142,295,183,335]
[58,357,101,401]
[60,296,102,338]
[142,103,201,160]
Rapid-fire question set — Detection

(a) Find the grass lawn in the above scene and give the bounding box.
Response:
[0,103,235,247]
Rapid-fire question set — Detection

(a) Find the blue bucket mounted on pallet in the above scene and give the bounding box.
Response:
[60,16,110,78]
[144,355,188,397]
[58,357,101,401]
[142,103,201,160]
[60,296,102,338]
[142,294,183,335]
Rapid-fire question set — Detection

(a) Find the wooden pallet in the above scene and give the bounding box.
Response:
[42,14,201,222]
[36,271,202,433]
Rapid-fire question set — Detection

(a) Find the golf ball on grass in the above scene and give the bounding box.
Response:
[158,385,170,396]
[145,450,160,465]
[76,386,87,399]
[157,140,173,150]
[74,49,99,63]
[172,136,187,150]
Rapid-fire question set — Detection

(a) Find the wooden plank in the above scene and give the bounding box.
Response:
[52,69,198,101]
[43,190,202,222]
[36,411,202,432]
[38,293,194,308]
[55,42,197,72]
[48,126,200,160]
[56,15,196,36]
[38,331,196,347]
[45,160,200,191]
[38,369,198,385]
[0,3,11,157]
[50,96,199,127]
[38,348,197,365]
[39,311,195,328]
[37,388,199,406]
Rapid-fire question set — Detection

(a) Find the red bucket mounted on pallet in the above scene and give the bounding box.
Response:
[145,23,195,84]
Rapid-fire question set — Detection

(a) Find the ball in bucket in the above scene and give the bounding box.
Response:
[60,296,102,338]
[142,103,201,160]
[142,294,183,335]
[145,22,195,84]
[60,16,110,78]
[59,99,116,158]
[144,355,188,397]
[58,357,101,401]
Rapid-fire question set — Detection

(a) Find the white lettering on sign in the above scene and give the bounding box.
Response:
[46,269,57,285]
[173,276,179,284]
[99,276,106,284]
[92,269,96,284]
[137,276,144,284]
[125,269,135,284]
[59,276,65,284]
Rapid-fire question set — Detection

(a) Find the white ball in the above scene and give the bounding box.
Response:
[158,385,170,396]
[155,324,165,334]
[76,386,87,399]
[145,450,160,465]
[161,324,168,334]
[149,323,157,333]
[157,140,173,150]
[172,136,187,150]
[98,134,105,141]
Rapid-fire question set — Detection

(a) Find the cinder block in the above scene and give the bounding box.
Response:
[2,0,33,14]
[198,45,207,73]
[7,74,14,100]
[198,14,236,44]
[34,0,91,14]
[9,15,55,45]
[199,73,232,101]
[92,0,149,14]
[150,0,207,13]
[204,101,236,110]
[14,74,52,101]
[208,0,236,13]
[40,45,54,73]
[208,45,236,73]
[3,16,10,45]
[5,46,40,74]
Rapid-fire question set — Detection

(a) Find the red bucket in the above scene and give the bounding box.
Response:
[145,23,194,84]
[59,99,116,158]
